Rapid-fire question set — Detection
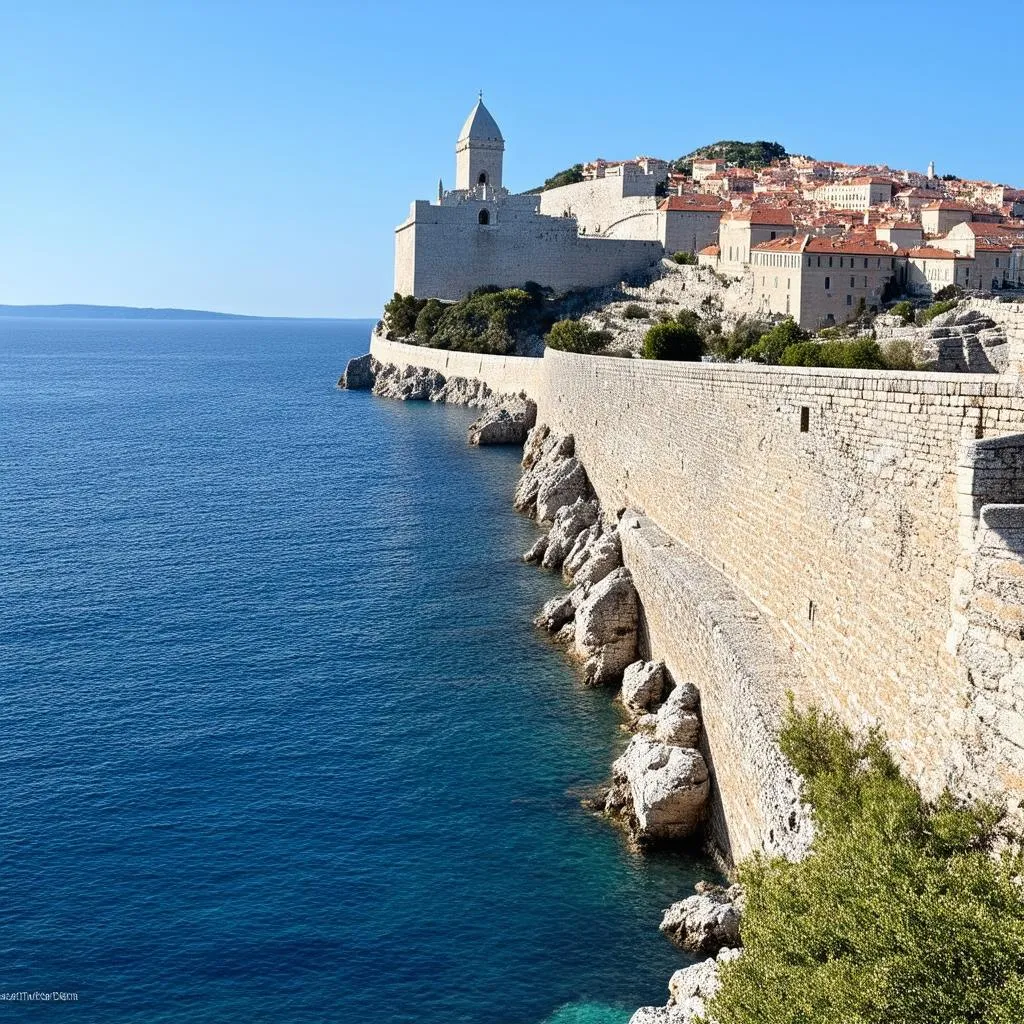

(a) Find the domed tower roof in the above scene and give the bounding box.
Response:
[457,96,504,145]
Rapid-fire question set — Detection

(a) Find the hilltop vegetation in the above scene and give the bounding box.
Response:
[670,140,789,174]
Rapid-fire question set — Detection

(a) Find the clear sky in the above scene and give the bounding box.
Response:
[1,0,1019,318]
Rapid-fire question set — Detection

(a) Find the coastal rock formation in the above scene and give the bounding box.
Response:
[568,530,622,590]
[523,535,548,564]
[659,884,744,954]
[668,947,743,1021]
[621,660,667,717]
[608,737,709,842]
[536,457,589,523]
[513,428,576,517]
[573,567,640,685]
[534,593,576,635]
[468,398,538,445]
[626,1008,690,1024]
[628,946,742,1024]
[654,682,702,747]
[541,498,600,570]
[338,352,375,390]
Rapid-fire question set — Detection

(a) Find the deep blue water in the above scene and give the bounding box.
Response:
[0,319,706,1022]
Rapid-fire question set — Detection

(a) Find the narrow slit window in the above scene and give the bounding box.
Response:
[799,406,810,432]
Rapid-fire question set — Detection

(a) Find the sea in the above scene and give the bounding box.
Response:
[0,318,709,1023]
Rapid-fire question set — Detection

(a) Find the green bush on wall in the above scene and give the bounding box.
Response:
[642,320,704,361]
[707,701,1024,1024]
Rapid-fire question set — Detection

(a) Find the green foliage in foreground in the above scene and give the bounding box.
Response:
[544,319,610,354]
[643,320,703,361]
[707,703,1024,1024]
[671,250,698,265]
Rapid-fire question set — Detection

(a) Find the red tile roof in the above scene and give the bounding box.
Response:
[658,196,726,212]
[723,207,795,225]
[698,244,720,255]
[904,246,962,260]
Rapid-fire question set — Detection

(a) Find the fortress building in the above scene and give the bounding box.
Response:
[393,98,663,300]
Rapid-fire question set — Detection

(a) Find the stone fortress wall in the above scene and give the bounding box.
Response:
[369,334,546,402]
[395,197,662,302]
[369,331,1024,862]
[536,353,1024,858]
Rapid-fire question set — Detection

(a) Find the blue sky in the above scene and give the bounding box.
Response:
[0,0,1019,317]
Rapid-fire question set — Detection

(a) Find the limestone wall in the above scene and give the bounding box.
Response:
[371,331,1024,860]
[396,200,662,301]
[537,351,1024,850]
[369,334,545,401]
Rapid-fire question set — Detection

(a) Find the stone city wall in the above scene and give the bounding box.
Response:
[369,334,546,402]
[537,351,1024,854]
[395,203,662,301]
[369,333,1024,860]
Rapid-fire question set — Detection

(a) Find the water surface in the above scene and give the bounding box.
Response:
[0,318,706,1022]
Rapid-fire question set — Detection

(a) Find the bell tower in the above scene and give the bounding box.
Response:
[455,93,504,192]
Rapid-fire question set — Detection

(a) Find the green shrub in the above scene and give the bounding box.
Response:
[430,287,536,355]
[881,338,918,371]
[414,298,446,344]
[622,303,648,320]
[544,318,608,354]
[919,298,959,324]
[675,308,702,332]
[745,318,807,364]
[780,337,888,369]
[383,293,427,338]
[891,300,914,325]
[671,250,698,265]
[540,164,584,191]
[705,316,768,362]
[642,320,704,361]
[708,702,1024,1024]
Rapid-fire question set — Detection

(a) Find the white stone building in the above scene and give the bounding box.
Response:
[393,99,662,301]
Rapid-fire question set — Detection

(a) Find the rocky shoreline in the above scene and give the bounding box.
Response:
[340,358,748,1022]
[515,424,753,1022]
[338,352,538,445]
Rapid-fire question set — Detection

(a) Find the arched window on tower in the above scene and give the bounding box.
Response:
[478,172,487,185]
[478,209,490,225]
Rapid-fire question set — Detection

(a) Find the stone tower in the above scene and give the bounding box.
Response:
[455,95,504,192]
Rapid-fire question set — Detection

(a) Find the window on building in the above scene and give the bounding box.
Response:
[847,294,853,306]
[478,209,490,225]
[770,231,777,240]
[864,258,869,269]
[825,276,830,290]
[800,406,810,432]
[829,256,834,267]
[850,276,855,287]
[478,172,488,185]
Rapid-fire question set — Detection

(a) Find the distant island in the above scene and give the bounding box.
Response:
[0,304,358,321]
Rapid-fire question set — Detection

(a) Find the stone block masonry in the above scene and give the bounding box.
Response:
[361,334,1024,859]
[537,351,1024,846]
[369,334,546,403]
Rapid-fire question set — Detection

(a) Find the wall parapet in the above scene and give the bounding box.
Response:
[369,333,545,402]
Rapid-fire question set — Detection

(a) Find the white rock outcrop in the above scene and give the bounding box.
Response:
[570,530,622,590]
[610,737,709,841]
[573,567,640,686]
[654,682,702,747]
[660,886,743,954]
[542,498,600,570]
[468,398,537,445]
[621,660,667,717]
